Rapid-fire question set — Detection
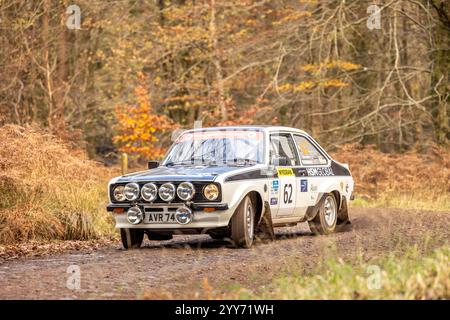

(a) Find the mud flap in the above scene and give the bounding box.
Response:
[255,201,275,241]
[304,193,326,222]
[336,195,351,231]
[337,195,350,224]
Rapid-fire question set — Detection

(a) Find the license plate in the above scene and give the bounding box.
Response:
[147,212,177,224]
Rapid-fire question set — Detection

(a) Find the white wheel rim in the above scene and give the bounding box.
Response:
[324,196,336,226]
[246,203,254,239]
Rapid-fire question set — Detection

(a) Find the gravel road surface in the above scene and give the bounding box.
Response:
[0,208,448,299]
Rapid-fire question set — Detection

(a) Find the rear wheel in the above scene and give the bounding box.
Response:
[120,228,144,249]
[308,193,337,235]
[231,195,255,248]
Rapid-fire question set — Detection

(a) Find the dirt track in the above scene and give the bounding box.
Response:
[0,207,449,299]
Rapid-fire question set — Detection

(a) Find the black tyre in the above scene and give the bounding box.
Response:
[120,228,144,249]
[231,195,255,248]
[308,193,337,235]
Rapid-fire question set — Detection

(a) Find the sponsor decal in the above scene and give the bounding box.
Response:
[345,183,349,193]
[270,179,279,195]
[340,181,344,190]
[311,184,318,192]
[300,179,308,192]
[272,180,279,191]
[277,167,294,177]
[306,167,334,176]
[270,197,278,205]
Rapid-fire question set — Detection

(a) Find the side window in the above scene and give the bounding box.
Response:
[269,134,300,166]
[293,135,328,165]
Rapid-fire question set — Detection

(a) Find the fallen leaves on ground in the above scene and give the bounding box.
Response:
[0,239,116,263]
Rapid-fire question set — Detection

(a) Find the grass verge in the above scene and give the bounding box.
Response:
[351,192,450,211]
[221,245,450,300]
[0,125,116,244]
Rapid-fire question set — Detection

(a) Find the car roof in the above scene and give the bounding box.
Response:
[183,125,310,136]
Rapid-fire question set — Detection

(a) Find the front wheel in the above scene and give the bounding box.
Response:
[308,193,337,235]
[231,195,255,248]
[120,228,144,249]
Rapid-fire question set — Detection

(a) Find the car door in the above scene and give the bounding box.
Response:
[268,133,300,218]
[292,134,330,216]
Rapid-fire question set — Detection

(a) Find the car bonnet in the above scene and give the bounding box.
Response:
[116,165,252,183]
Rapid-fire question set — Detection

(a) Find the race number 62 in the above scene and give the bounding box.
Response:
[283,183,293,204]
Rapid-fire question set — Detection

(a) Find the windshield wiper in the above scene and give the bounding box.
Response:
[166,158,257,167]
[165,159,218,166]
[165,161,192,166]
[225,158,258,166]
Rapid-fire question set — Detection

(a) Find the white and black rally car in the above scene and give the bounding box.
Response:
[107,126,354,248]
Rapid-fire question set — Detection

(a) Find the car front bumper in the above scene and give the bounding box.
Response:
[107,203,233,230]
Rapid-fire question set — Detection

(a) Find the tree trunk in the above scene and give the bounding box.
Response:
[52,0,68,133]
[42,0,54,128]
[209,0,227,121]
[430,1,450,145]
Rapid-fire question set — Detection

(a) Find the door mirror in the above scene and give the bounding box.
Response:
[148,160,159,169]
[271,156,289,166]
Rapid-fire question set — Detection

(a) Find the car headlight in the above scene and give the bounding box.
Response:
[124,182,140,201]
[141,183,158,202]
[177,182,195,201]
[113,185,126,202]
[203,184,219,201]
[127,206,143,225]
[175,206,193,224]
[159,183,176,202]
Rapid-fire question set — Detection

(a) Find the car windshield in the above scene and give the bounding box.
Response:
[163,130,264,166]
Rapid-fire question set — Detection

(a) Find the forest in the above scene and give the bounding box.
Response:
[0,0,449,301]
[1,0,448,161]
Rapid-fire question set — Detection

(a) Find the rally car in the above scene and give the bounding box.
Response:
[107,126,354,249]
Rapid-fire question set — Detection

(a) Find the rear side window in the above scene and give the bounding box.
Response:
[293,135,328,165]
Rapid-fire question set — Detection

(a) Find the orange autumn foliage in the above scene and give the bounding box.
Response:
[113,79,176,159]
[331,144,450,200]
